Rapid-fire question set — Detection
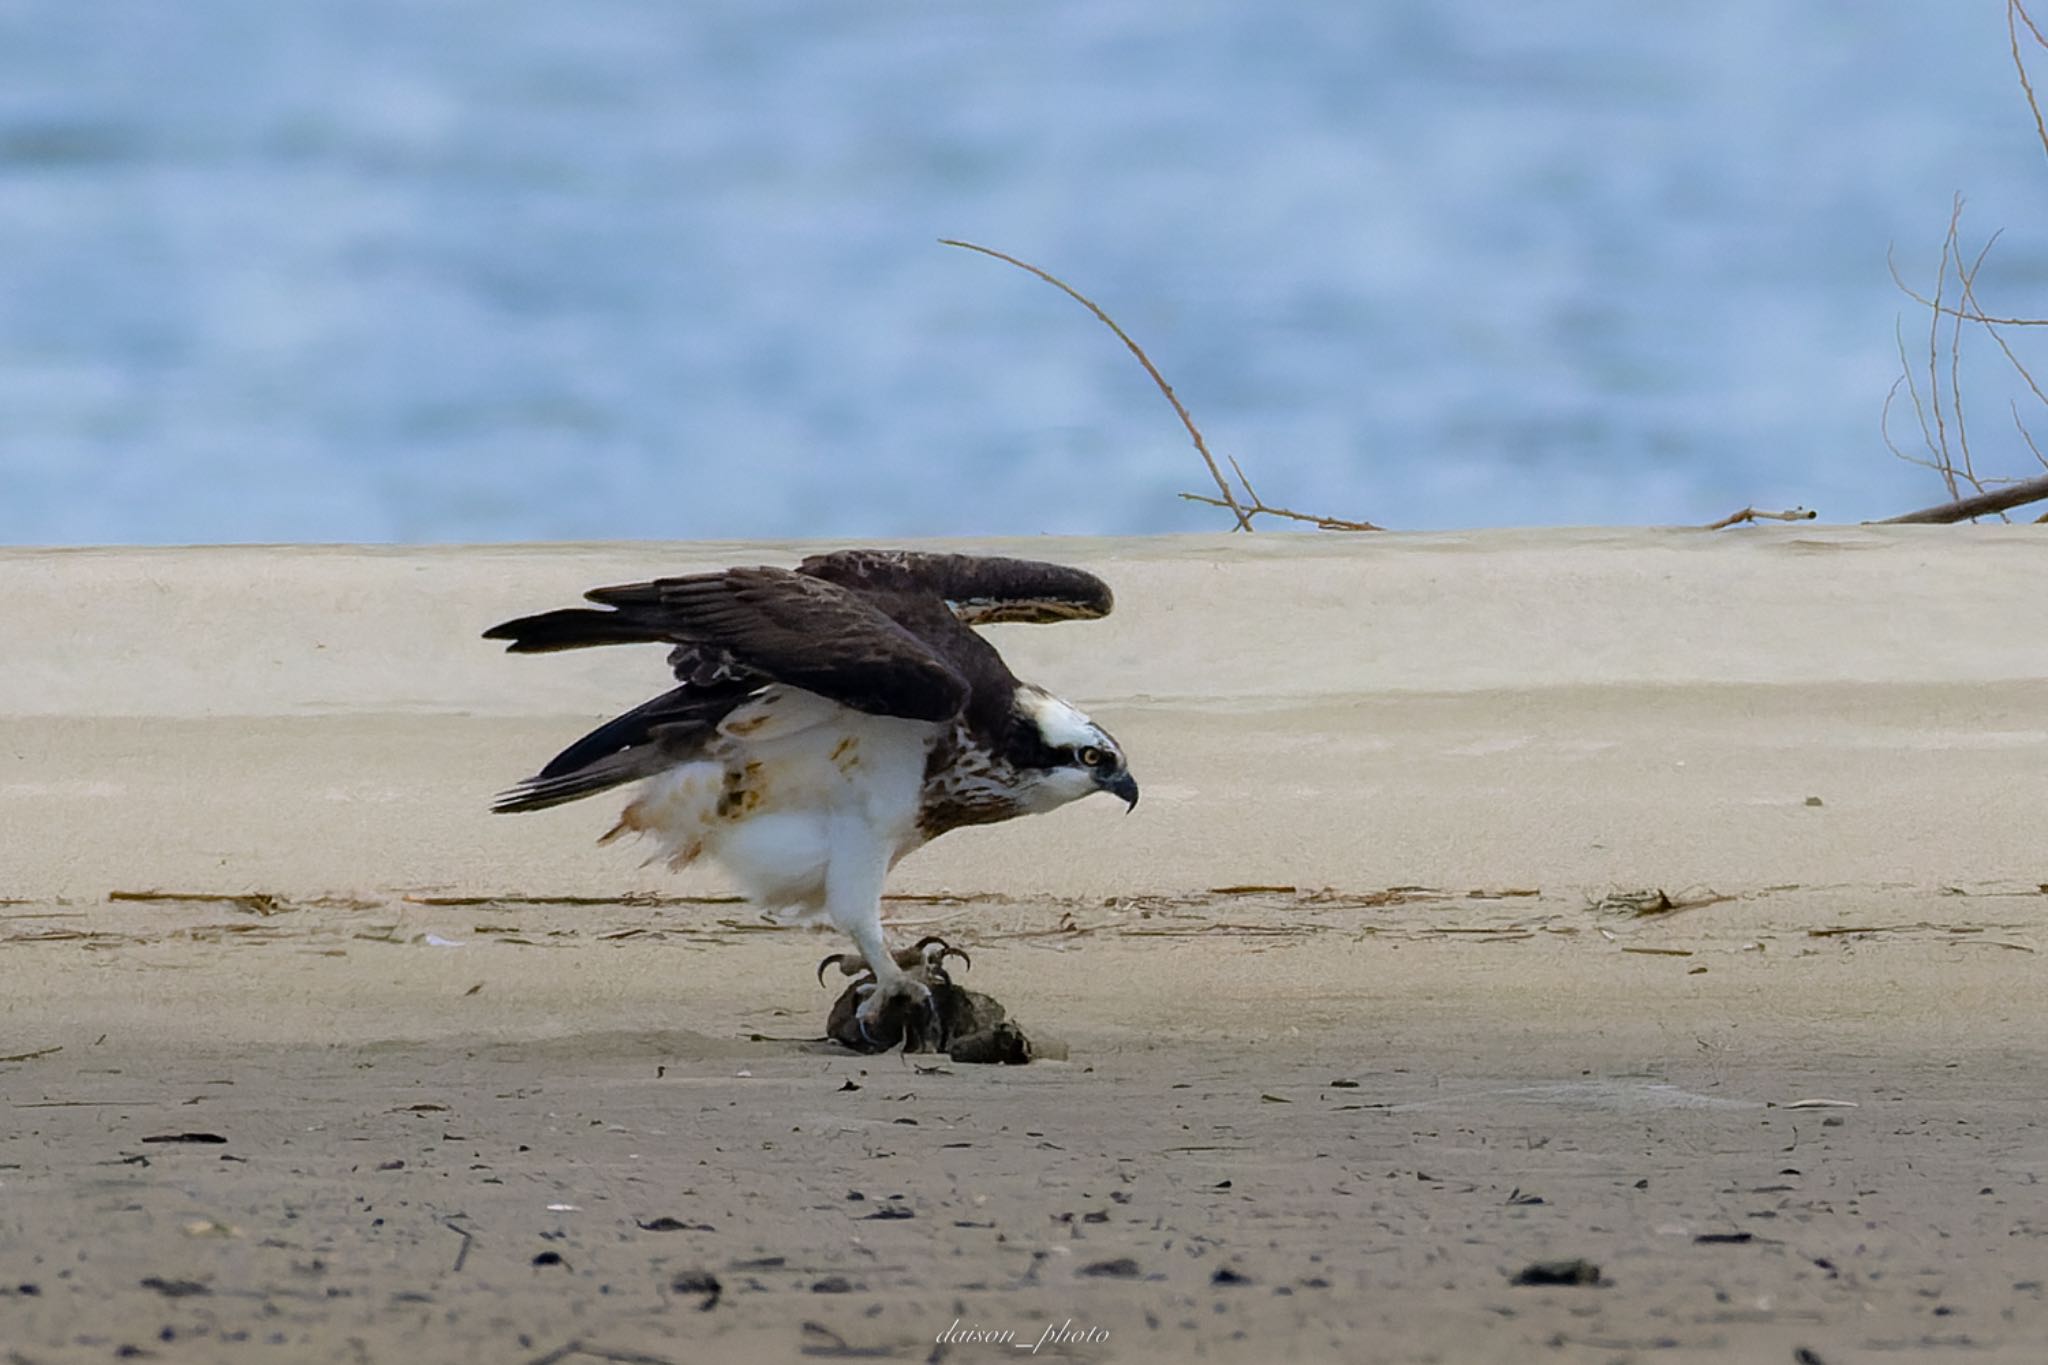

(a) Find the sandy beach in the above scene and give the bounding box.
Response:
[4,528,2047,1364]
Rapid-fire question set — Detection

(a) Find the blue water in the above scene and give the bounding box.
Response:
[3,1,2046,543]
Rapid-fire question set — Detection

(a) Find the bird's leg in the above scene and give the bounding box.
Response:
[822,821,935,1047]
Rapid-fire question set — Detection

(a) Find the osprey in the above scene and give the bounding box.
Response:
[483,549,1136,1040]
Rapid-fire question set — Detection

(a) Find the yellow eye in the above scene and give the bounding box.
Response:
[1078,746,1104,767]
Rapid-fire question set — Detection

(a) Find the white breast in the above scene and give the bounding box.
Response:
[610,686,939,920]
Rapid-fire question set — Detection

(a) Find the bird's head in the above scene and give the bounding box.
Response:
[1008,686,1138,814]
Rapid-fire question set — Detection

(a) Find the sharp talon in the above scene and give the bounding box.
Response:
[911,935,971,974]
[848,973,937,1054]
[817,953,847,987]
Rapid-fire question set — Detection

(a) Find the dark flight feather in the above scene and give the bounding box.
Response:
[484,551,1115,812]
[533,686,729,780]
[796,549,1114,624]
[491,737,686,813]
[577,568,972,722]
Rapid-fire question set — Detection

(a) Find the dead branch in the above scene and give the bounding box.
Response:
[939,238,1252,530]
[1175,453,1383,531]
[1884,186,2048,519]
[1869,4,2043,527]
[1698,506,1817,531]
[942,238,1385,531]
[1885,198,1998,502]
[1875,469,2048,522]
[1179,492,1384,530]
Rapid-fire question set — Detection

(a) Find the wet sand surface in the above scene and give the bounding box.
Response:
[4,532,2047,1363]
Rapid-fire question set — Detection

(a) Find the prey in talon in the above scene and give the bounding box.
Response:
[484,550,1136,1052]
[822,937,989,1055]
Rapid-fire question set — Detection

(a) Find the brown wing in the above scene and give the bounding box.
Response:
[567,567,971,722]
[796,549,1114,625]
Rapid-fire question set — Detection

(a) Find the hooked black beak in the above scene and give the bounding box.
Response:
[1102,770,1139,810]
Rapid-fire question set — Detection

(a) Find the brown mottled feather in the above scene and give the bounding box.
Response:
[483,550,1114,814]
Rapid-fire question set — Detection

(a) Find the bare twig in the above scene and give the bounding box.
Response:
[1883,322,1941,476]
[440,1216,475,1273]
[1593,887,1734,917]
[525,1344,676,1365]
[1175,455,1384,530]
[1928,198,1960,496]
[2017,402,2048,471]
[2014,0,2048,169]
[1875,469,2048,522]
[1698,506,1817,531]
[1950,229,2003,495]
[942,238,1386,530]
[1176,492,1384,530]
[940,238,1252,530]
[1959,241,2048,420]
[1884,163,2048,519]
[1890,295,2048,327]
[109,890,287,915]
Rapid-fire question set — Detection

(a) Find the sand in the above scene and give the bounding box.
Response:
[3,528,2046,1364]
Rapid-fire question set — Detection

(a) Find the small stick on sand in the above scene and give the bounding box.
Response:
[440,1217,476,1273]
[1699,506,1817,530]
[1181,458,1385,530]
[109,890,287,915]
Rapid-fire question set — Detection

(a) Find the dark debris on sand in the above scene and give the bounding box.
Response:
[1510,1259,1604,1287]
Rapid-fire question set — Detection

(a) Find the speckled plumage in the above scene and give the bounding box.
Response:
[483,550,1138,1026]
